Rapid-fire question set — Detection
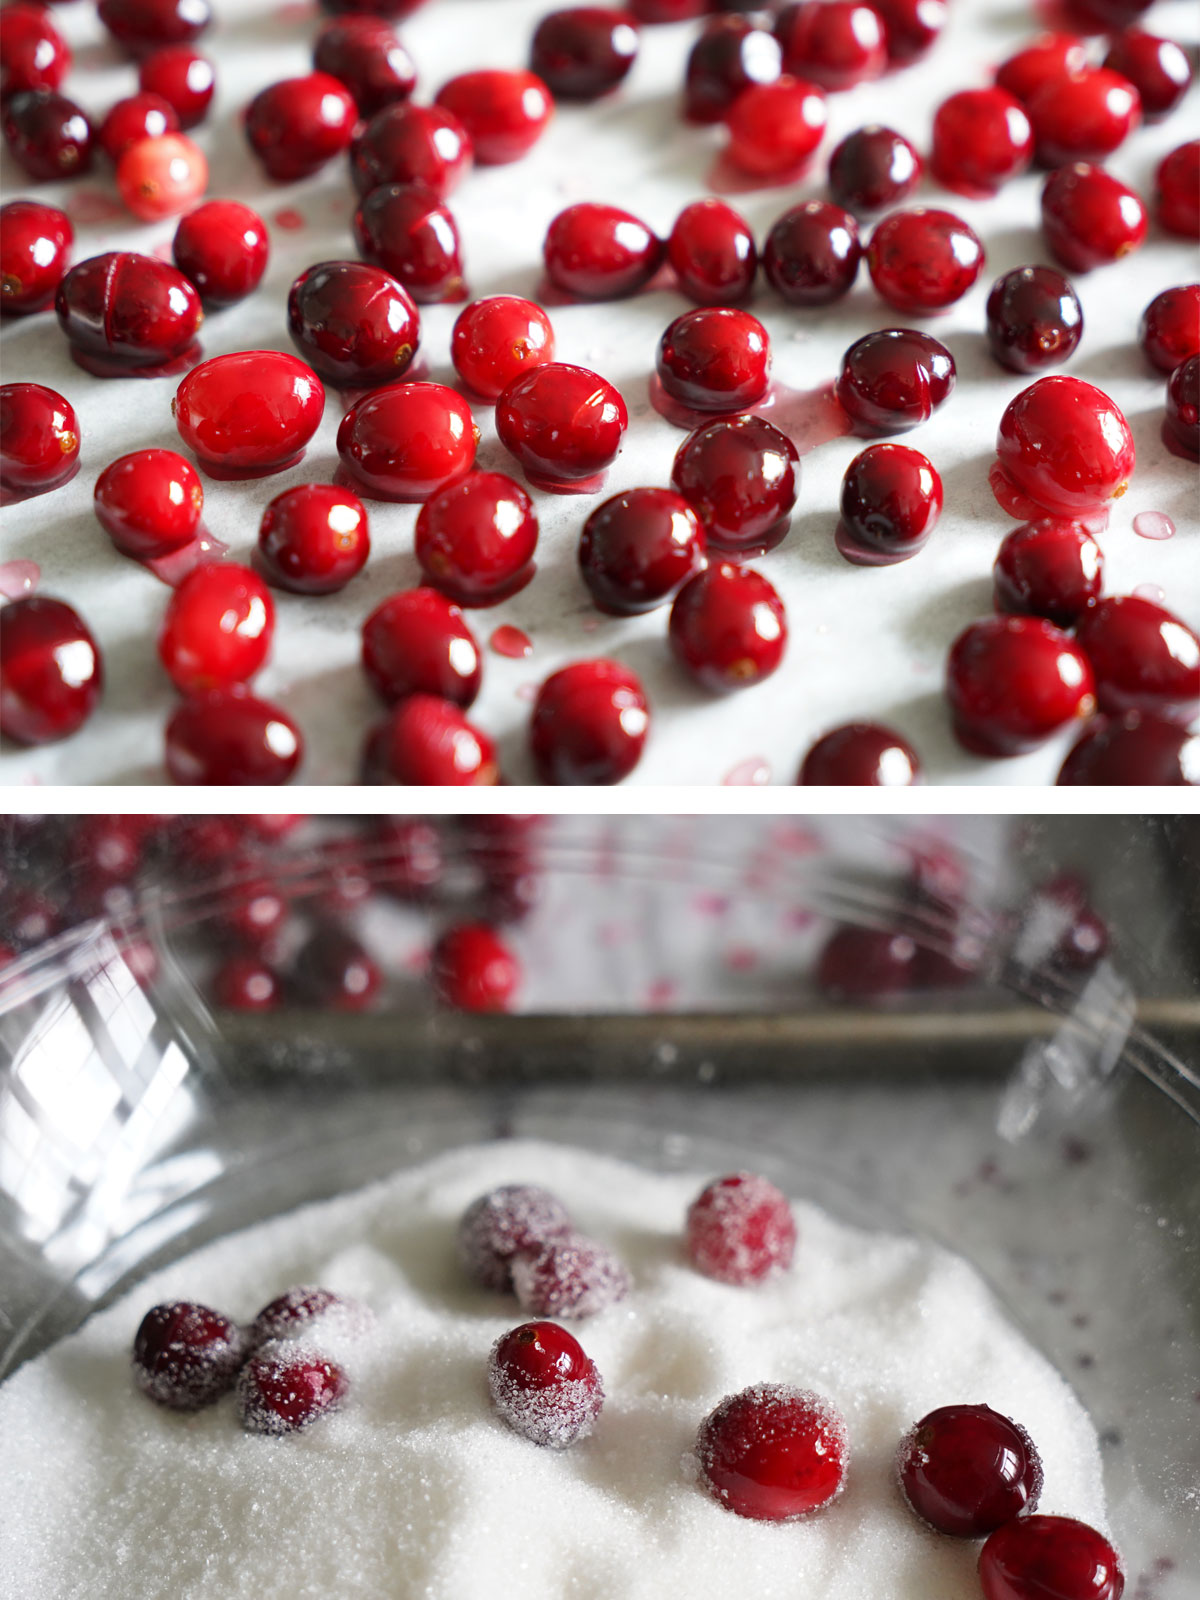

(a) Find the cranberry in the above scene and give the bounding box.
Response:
[320,0,429,12]
[697,1385,847,1520]
[543,202,663,300]
[994,520,1102,627]
[996,33,1089,103]
[294,927,382,1010]
[579,487,705,614]
[337,383,477,503]
[531,7,639,100]
[866,207,985,313]
[139,45,215,128]
[431,922,520,1011]
[979,1516,1124,1600]
[213,872,288,951]
[1073,0,1153,25]
[174,350,325,478]
[931,87,1033,197]
[1,4,70,100]
[1026,68,1140,166]
[251,1287,370,1346]
[165,688,302,785]
[1156,142,1199,238]
[1103,31,1190,120]
[157,562,273,693]
[496,363,627,491]
[667,199,756,305]
[0,381,78,494]
[817,923,918,999]
[415,471,538,606]
[994,376,1134,517]
[450,294,554,401]
[349,101,472,198]
[513,1234,631,1318]
[946,616,1096,756]
[172,200,269,306]
[94,448,203,559]
[488,1321,604,1448]
[764,199,859,306]
[56,252,201,376]
[725,76,827,180]
[98,0,211,57]
[836,328,956,437]
[838,443,942,564]
[237,1345,347,1435]
[985,266,1083,373]
[0,595,102,745]
[132,1300,245,1412]
[245,73,356,182]
[314,16,416,117]
[686,1172,795,1283]
[1165,354,1200,459]
[871,0,944,63]
[798,722,921,784]
[1075,595,1200,721]
[286,259,419,388]
[898,1405,1043,1537]
[530,658,649,784]
[213,953,281,1010]
[1040,163,1146,273]
[362,693,498,783]
[458,1185,572,1290]
[669,562,786,692]
[257,484,369,595]
[361,587,483,706]
[116,132,208,222]
[1139,285,1200,375]
[631,0,704,17]
[1058,711,1200,785]
[98,92,179,161]
[685,16,780,124]
[671,414,798,556]
[657,306,770,412]
[827,124,921,213]
[352,182,464,304]
[434,70,552,164]
[3,89,93,180]
[774,1,887,91]
[0,199,71,316]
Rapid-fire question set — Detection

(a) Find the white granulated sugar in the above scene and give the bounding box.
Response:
[0,1141,1109,1600]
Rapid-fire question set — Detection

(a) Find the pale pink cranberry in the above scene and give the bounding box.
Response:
[685,1172,796,1284]
[116,132,207,221]
[487,1321,604,1448]
[132,1300,247,1411]
[512,1234,631,1319]
[458,1184,572,1291]
[237,1344,348,1434]
[696,1385,848,1519]
[431,922,521,1011]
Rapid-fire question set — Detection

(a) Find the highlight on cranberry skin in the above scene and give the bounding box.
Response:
[685,1172,796,1284]
[897,1403,1043,1538]
[695,1383,847,1521]
[978,1514,1125,1600]
[0,595,103,746]
[431,922,521,1012]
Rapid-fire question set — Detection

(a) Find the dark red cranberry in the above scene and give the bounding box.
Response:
[631,0,704,18]
[1139,285,1200,374]
[657,306,770,412]
[431,922,520,1011]
[1040,163,1146,273]
[95,447,203,558]
[996,33,1088,103]
[415,471,538,606]
[669,562,786,692]
[512,1233,630,1319]
[1,885,61,949]
[836,328,956,437]
[993,520,1102,627]
[1057,711,1200,785]
[817,923,918,999]
[979,1516,1124,1600]
[667,198,756,305]
[531,7,639,100]
[258,484,369,595]
[434,69,552,164]
[172,199,269,306]
[1026,68,1140,166]
[685,16,780,124]
[0,199,71,316]
[349,101,472,197]
[98,91,178,161]
[871,0,945,63]
[352,181,464,304]
[286,259,418,388]
[158,562,274,693]
[931,87,1033,197]
[725,75,827,179]
[995,376,1134,517]
[838,443,942,564]
[899,1405,1043,1537]
[530,658,649,784]
[827,124,921,213]
[543,202,663,300]
[451,294,555,400]
[362,588,483,706]
[458,1184,572,1291]
[251,1287,370,1345]
[98,0,211,57]
[798,722,921,784]
[320,0,429,12]
[362,692,498,784]
[946,616,1096,756]
[245,73,356,182]
[174,351,324,478]
[488,1321,604,1448]
[685,1173,796,1284]
[56,251,201,376]
[1075,595,1199,721]
[213,953,282,1010]
[1156,142,1199,237]
[1165,353,1200,459]
[132,1300,245,1412]
[0,381,78,494]
[764,199,859,306]
[986,266,1083,373]
[237,1346,347,1435]
[1,5,70,100]
[866,207,985,313]
[1072,0,1153,26]
[165,687,302,785]
[774,0,887,91]
[1103,31,1190,120]
[3,89,92,180]
[293,926,382,1011]
[314,15,416,117]
[697,1385,847,1520]
[0,595,102,744]
[139,45,215,128]
[671,414,798,556]
[496,363,628,491]
[579,487,705,614]
[337,383,477,502]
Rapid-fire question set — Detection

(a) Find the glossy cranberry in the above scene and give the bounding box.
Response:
[1103,31,1190,120]
[764,199,859,306]
[774,1,887,91]
[117,132,207,222]
[0,595,102,744]
[579,487,705,614]
[94,448,202,559]
[1156,142,1199,238]
[867,208,985,313]
[174,351,324,478]
[1,5,70,100]
[798,722,921,783]
[1139,286,1200,374]
[245,73,356,182]
[286,259,419,389]
[314,16,416,116]
[671,414,798,556]
[899,1405,1042,1537]
[871,0,944,62]
[139,45,214,128]
[838,443,942,563]
[827,124,921,213]
[238,1347,347,1435]
[684,16,780,123]
[697,1385,847,1521]
[1026,68,1140,167]
[995,376,1134,517]
[725,75,827,179]
[667,199,756,305]
[1165,354,1200,459]
[669,562,786,692]
[836,328,956,437]
[158,562,273,693]
[979,1516,1124,1600]
[531,7,639,100]
[458,1184,571,1291]
[0,199,71,316]
[986,266,1083,374]
[1058,711,1200,785]
[362,588,482,707]
[0,381,78,493]
[450,295,554,401]
[431,922,520,1011]
[98,0,211,57]
[995,33,1088,103]
[361,692,498,784]
[56,252,201,376]
[352,182,464,304]
[994,520,1103,627]
[415,471,538,606]
[931,88,1033,197]
[496,363,627,490]
[337,383,477,503]
[258,484,369,595]
[530,658,649,784]
[165,687,302,785]
[172,200,269,306]
[657,306,770,412]
[685,1173,796,1284]
[434,69,552,164]
[946,616,1096,756]
[349,101,472,198]
[631,0,704,17]
[1040,164,1146,273]
[98,92,179,160]
[3,89,92,180]
[543,202,663,300]
[488,1321,604,1448]
[293,927,382,1011]
[132,1301,244,1412]
[1076,596,1199,721]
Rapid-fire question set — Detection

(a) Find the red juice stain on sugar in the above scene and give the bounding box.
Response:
[722,754,772,784]
[0,560,40,600]
[1132,510,1175,540]
[490,624,532,659]
[649,375,850,455]
[144,529,229,587]
[66,189,126,225]
[274,208,306,231]
[1133,582,1166,605]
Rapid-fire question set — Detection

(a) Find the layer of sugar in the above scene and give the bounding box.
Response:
[0,1140,1109,1600]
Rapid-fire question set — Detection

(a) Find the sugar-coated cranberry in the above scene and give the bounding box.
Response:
[451,295,554,401]
[362,693,498,783]
[245,73,356,182]
[0,595,102,745]
[337,383,477,503]
[158,562,273,693]
[724,75,827,180]
[434,70,552,164]
[668,198,756,305]
[697,1385,847,1520]
[898,1405,1043,1538]
[816,923,918,999]
[258,484,369,595]
[349,101,472,197]
[995,376,1134,517]
[946,616,1096,756]
[362,587,482,707]
[543,202,663,300]
[1,5,70,100]
[98,0,211,57]
[774,1,887,92]
[995,33,1088,103]
[1103,31,1190,120]
[931,88,1032,197]
[1058,711,1200,785]
[669,562,786,692]
[1040,163,1146,273]
[0,199,71,316]
[488,1321,604,1448]
[431,922,520,1011]
[286,259,418,388]
[513,1233,631,1319]
[0,381,78,494]
[994,520,1102,627]
[165,688,302,785]
[237,1345,347,1435]
[1026,68,1140,167]
[415,471,538,606]
[314,16,416,117]
[1139,285,1200,375]
[657,306,770,412]
[294,926,382,1010]
[56,252,201,376]
[95,448,203,559]
[352,182,464,304]
[1165,354,1200,459]
[530,658,649,784]
[458,1184,572,1291]
[979,1516,1124,1600]
[1156,142,1199,238]
[139,45,215,128]
[836,328,956,437]
[1075,596,1200,721]
[98,92,179,161]
[251,1287,370,1346]
[764,198,859,306]
[686,1172,795,1284]
[116,132,208,222]
[531,7,639,100]
[496,363,627,490]
[798,722,921,784]
[174,351,324,478]
[838,443,942,563]
[132,1300,245,1412]
[985,266,1083,374]
[685,16,780,124]
[172,199,269,306]
[671,414,798,557]
[3,89,93,180]
[871,0,944,63]
[827,124,921,213]
[212,953,281,1010]
[866,208,985,313]
[579,487,705,615]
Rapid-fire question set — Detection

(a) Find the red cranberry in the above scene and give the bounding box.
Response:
[685,16,780,124]
[213,953,281,1010]
[1071,0,1153,26]
[697,1385,847,1520]
[899,1405,1043,1537]
[98,92,179,161]
[686,1172,795,1284]
[579,487,705,614]
[98,0,211,57]
[838,443,942,564]
[671,414,798,556]
[165,687,302,785]
[451,294,554,401]
[415,471,538,606]
[725,75,827,180]
[827,124,921,213]
[931,88,1033,197]
[657,306,770,412]
[996,33,1088,103]
[1165,353,1200,459]
[213,871,287,950]
[798,722,921,784]
[669,562,786,692]
[1040,163,1146,273]
[0,381,78,494]
[764,198,859,306]
[245,73,356,182]
[361,587,483,706]
[1026,68,1140,166]
[817,923,918,999]
[488,1321,604,1448]
[530,658,649,784]
[668,198,756,305]
[314,16,416,117]
[158,562,274,693]
[132,1300,245,1412]
[174,350,325,478]
[56,251,201,376]
[543,202,663,300]
[237,1345,347,1435]
[3,89,93,180]
[866,207,984,313]
[251,1287,370,1346]
[458,1184,572,1291]
[362,693,498,783]
[774,1,887,91]
[631,0,704,18]
[1,5,70,100]
[946,616,1096,756]
[286,259,418,388]
[349,101,472,198]
[986,266,1083,373]
[294,927,382,1010]
[0,595,102,745]
[434,69,552,165]
[871,0,944,63]
[1058,711,1200,785]
[1156,142,1199,237]
[995,376,1134,517]
[496,363,627,491]
[994,520,1102,627]
[979,1516,1124,1600]
[1075,595,1199,721]
[320,0,429,12]
[94,448,203,559]
[531,7,639,100]
[0,199,71,316]
[258,484,369,595]
[1139,285,1200,375]
[836,328,956,437]
[337,382,477,503]
[116,132,207,222]
[172,199,269,306]
[1103,31,1190,120]
[352,182,464,304]
[431,922,520,1011]
[513,1234,631,1318]
[139,45,214,128]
